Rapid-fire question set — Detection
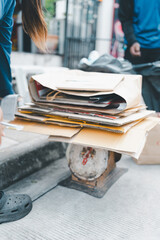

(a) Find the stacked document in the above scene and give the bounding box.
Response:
[12,69,160,159]
[16,70,153,134]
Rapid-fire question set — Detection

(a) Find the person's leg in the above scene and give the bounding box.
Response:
[124,47,146,64]
[125,48,160,115]
[125,47,160,64]
[142,48,160,62]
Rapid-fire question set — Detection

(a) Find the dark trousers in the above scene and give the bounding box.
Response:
[125,47,160,112]
[125,47,160,64]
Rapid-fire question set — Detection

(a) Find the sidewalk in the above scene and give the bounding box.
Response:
[0,127,66,189]
[0,155,160,240]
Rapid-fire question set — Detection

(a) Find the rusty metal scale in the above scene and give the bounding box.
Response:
[60,144,127,198]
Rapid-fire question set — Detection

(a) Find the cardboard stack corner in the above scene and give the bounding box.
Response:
[12,69,160,164]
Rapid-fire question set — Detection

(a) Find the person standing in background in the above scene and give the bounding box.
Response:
[118,0,160,64]
[0,0,47,223]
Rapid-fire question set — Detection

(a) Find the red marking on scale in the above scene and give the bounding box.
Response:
[82,148,93,165]
[156,141,160,146]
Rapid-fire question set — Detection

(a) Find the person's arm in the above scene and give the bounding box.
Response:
[0,0,5,20]
[0,0,13,20]
[0,108,5,145]
[0,0,16,98]
[0,0,15,21]
[118,0,136,46]
[118,0,141,56]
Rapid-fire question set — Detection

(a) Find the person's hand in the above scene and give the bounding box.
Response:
[130,42,141,57]
[0,108,5,144]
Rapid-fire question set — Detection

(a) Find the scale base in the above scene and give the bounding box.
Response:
[60,151,127,198]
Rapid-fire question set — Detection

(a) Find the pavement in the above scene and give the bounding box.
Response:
[0,154,160,240]
[0,127,66,189]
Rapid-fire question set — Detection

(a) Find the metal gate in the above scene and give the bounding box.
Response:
[64,0,99,69]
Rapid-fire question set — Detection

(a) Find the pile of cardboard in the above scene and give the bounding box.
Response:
[12,69,160,163]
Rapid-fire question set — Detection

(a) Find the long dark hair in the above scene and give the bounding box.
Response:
[21,0,47,51]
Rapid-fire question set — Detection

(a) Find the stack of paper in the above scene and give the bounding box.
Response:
[15,70,153,134]
[12,69,160,159]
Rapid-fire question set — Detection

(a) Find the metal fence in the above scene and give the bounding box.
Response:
[63,0,99,69]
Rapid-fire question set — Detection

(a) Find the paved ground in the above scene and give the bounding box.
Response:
[0,127,65,189]
[0,155,160,240]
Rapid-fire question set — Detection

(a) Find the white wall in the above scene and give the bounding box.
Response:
[56,0,66,19]
[96,0,114,55]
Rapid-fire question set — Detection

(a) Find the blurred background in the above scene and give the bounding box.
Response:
[11,0,124,69]
[11,0,128,104]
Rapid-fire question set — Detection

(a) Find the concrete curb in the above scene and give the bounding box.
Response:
[0,140,66,189]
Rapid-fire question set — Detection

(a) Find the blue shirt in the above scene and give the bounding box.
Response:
[133,0,160,48]
[0,0,16,98]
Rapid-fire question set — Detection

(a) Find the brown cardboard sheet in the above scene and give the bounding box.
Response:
[11,117,160,159]
[69,117,160,159]
[17,108,154,127]
[134,123,160,164]
[15,113,143,134]
[11,119,81,138]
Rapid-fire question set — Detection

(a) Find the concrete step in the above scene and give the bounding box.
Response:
[4,156,70,201]
[0,128,66,189]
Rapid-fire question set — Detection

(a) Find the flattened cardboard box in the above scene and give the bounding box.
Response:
[11,117,160,163]
[15,110,154,133]
[134,123,160,164]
